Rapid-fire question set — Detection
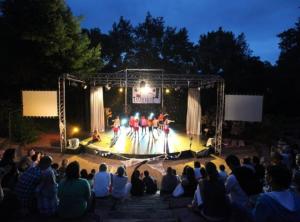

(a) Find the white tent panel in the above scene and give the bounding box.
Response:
[22,91,58,117]
[225,95,263,122]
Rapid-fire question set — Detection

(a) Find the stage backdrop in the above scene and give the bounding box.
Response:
[132,87,160,104]
[90,87,105,132]
[186,88,201,135]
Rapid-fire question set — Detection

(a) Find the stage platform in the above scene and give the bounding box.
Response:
[80,126,206,157]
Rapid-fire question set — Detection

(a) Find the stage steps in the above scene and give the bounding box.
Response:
[96,193,177,222]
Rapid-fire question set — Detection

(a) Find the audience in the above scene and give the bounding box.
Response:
[15,155,51,213]
[161,167,178,195]
[130,170,145,196]
[93,163,111,198]
[143,170,157,194]
[194,161,202,181]
[111,166,129,199]
[58,161,91,219]
[35,156,58,216]
[253,165,300,222]
[199,162,230,220]
[0,148,18,190]
[181,166,197,197]
[218,164,228,183]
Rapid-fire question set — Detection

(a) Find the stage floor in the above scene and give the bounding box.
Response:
[80,126,206,155]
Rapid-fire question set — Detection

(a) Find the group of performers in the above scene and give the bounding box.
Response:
[127,113,174,138]
[88,112,174,146]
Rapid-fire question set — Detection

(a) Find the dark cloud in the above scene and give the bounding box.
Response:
[67,0,299,63]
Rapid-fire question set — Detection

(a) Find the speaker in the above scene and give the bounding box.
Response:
[66,138,80,150]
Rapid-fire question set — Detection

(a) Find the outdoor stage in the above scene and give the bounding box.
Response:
[80,126,206,156]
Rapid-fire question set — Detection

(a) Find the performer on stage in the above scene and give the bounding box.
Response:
[152,117,159,135]
[163,117,174,139]
[87,129,101,145]
[141,116,147,134]
[129,116,135,133]
[112,121,119,138]
[147,117,153,137]
[134,118,139,138]
[158,113,164,131]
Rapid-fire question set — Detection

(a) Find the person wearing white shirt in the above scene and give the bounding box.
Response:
[93,163,111,197]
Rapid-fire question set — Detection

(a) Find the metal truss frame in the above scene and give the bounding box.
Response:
[58,69,225,154]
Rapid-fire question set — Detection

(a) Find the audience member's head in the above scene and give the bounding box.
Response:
[182,165,190,176]
[194,161,201,169]
[219,164,225,172]
[27,148,35,157]
[225,155,241,170]
[172,169,177,176]
[132,170,141,181]
[99,164,107,172]
[80,169,88,179]
[65,161,80,180]
[117,166,125,177]
[1,148,16,164]
[243,157,252,165]
[266,165,292,191]
[39,155,53,170]
[61,159,69,168]
[205,162,218,181]
[31,152,41,163]
[185,166,195,181]
[166,167,173,175]
[144,170,149,177]
[91,169,96,174]
[51,163,59,170]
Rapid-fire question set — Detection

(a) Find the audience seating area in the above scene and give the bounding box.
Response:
[0,137,300,222]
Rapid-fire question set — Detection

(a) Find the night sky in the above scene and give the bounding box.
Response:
[67,0,299,64]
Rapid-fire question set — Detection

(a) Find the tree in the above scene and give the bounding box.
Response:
[0,0,102,89]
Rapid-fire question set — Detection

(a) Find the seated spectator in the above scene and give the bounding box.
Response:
[17,156,32,174]
[143,170,157,194]
[130,170,145,196]
[225,155,262,209]
[31,152,41,168]
[57,159,68,181]
[181,166,197,197]
[111,166,129,199]
[80,169,89,179]
[58,161,91,219]
[15,156,51,213]
[194,161,202,181]
[161,167,178,195]
[0,148,18,190]
[199,162,230,220]
[172,169,181,183]
[36,156,58,216]
[218,164,228,183]
[93,163,111,198]
[253,165,300,222]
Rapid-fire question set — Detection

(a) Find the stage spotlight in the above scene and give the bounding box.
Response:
[165,88,170,94]
[141,84,151,94]
[121,118,128,126]
[119,87,123,93]
[174,86,180,91]
[105,83,111,91]
[197,86,201,91]
[82,84,88,90]
[72,126,80,134]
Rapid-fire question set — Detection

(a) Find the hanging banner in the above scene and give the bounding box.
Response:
[132,87,161,104]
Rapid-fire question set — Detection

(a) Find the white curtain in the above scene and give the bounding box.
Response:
[186,88,201,135]
[90,87,105,133]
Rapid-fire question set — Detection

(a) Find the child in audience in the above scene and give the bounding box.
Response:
[218,164,227,183]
